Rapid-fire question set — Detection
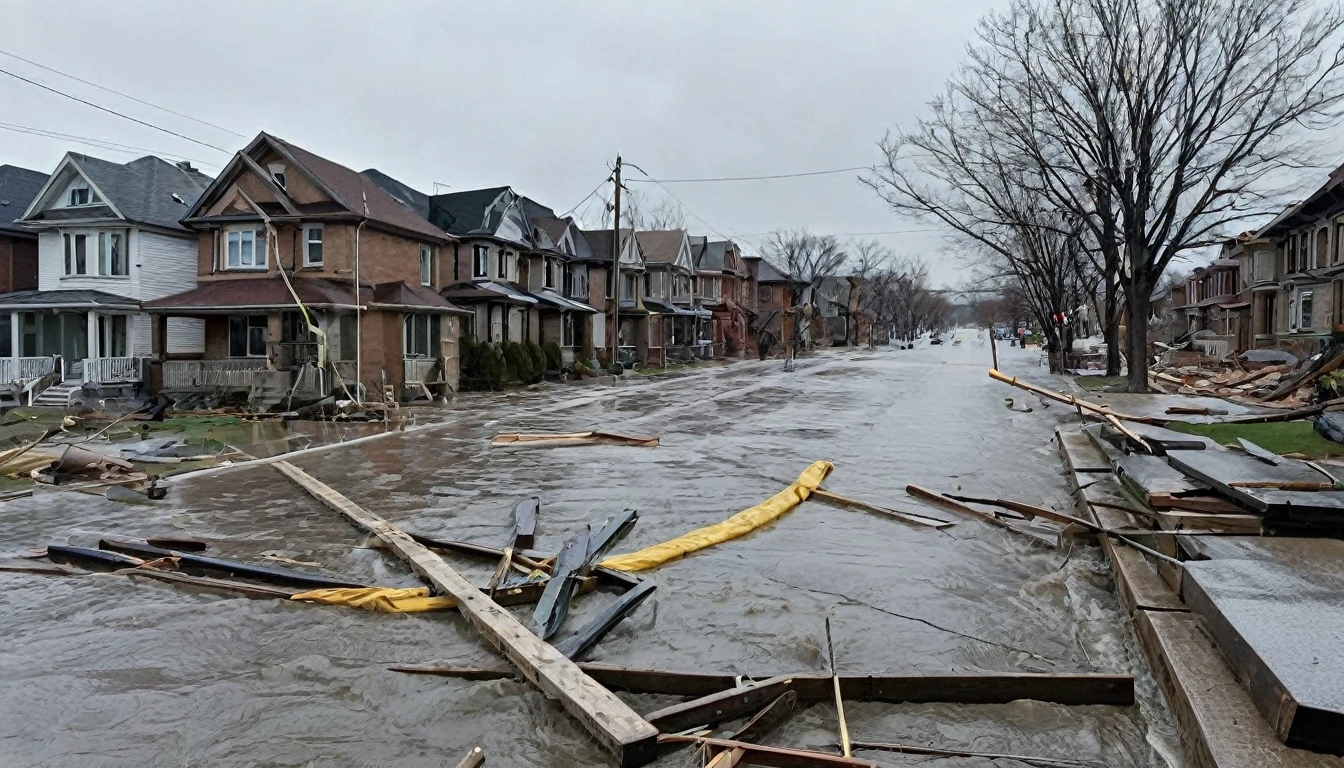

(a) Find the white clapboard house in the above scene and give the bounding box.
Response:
[0,152,211,406]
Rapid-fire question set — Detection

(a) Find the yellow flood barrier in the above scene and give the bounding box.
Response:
[290,586,457,614]
[598,460,834,572]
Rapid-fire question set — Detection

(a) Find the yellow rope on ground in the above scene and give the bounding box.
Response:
[290,586,456,613]
[598,460,834,572]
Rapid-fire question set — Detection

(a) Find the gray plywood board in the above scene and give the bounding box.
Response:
[1182,558,1344,754]
[1057,427,1113,472]
[1115,454,1201,497]
[1169,451,1344,522]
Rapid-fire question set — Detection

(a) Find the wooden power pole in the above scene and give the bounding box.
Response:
[609,155,622,370]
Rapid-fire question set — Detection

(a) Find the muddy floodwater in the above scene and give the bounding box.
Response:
[1,336,1184,767]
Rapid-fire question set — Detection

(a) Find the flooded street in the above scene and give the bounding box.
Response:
[1,337,1182,767]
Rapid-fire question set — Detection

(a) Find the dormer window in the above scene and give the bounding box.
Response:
[66,180,98,207]
[268,163,287,190]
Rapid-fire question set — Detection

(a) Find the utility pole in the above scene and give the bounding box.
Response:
[609,155,622,370]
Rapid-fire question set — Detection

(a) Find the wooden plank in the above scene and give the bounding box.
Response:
[728,691,797,743]
[906,484,1057,547]
[411,533,635,588]
[273,461,659,767]
[387,664,1136,706]
[514,496,539,549]
[850,741,1104,768]
[555,580,657,660]
[657,735,878,767]
[988,370,1158,424]
[453,746,484,768]
[644,676,796,732]
[810,487,953,529]
[825,617,851,757]
[116,567,300,599]
[1057,426,1113,473]
[1098,535,1189,615]
[98,538,365,590]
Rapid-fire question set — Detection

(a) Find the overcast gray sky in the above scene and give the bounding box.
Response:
[1,0,1004,286]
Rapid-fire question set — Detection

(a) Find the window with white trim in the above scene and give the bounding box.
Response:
[303,224,323,267]
[1298,289,1314,330]
[224,226,266,270]
[62,231,126,276]
[403,313,439,357]
[228,316,268,357]
[268,163,287,190]
[1253,250,1273,282]
[497,250,510,280]
[420,245,432,286]
[544,257,556,289]
[473,245,489,277]
[64,179,100,207]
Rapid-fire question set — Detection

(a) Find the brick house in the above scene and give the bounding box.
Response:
[745,256,797,354]
[8,153,211,406]
[637,229,703,365]
[144,132,468,407]
[581,228,649,367]
[0,165,44,296]
[690,237,754,356]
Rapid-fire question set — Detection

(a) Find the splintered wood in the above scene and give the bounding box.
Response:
[491,431,659,448]
[273,461,659,767]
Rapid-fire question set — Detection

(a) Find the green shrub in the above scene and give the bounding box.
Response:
[459,337,505,391]
[501,341,528,383]
[542,341,563,371]
[526,340,548,376]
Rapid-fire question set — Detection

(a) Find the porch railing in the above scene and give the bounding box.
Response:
[278,342,320,369]
[404,357,439,384]
[82,357,144,384]
[0,356,56,383]
[162,360,283,390]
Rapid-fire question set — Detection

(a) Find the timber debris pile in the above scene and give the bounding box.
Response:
[7,425,1142,768]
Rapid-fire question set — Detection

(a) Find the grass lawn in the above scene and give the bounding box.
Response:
[1163,420,1344,459]
[1074,375,1128,392]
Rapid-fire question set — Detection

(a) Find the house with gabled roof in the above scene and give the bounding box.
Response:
[2,153,212,405]
[638,229,707,364]
[144,132,468,407]
[691,237,755,356]
[745,255,800,356]
[581,227,650,367]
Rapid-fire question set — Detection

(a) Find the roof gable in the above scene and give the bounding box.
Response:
[26,152,213,231]
[637,230,691,270]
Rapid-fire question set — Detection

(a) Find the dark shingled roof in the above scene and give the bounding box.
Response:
[0,165,47,236]
[580,228,635,263]
[145,276,467,314]
[636,230,687,264]
[0,288,140,309]
[361,168,431,220]
[427,186,513,237]
[63,154,212,231]
[698,240,730,272]
[754,258,793,283]
[270,136,447,242]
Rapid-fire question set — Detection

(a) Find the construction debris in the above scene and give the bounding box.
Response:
[491,431,660,448]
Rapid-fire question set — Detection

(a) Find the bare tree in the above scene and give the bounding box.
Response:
[765,228,847,294]
[878,255,952,346]
[895,0,1344,391]
[845,239,896,346]
[622,188,686,231]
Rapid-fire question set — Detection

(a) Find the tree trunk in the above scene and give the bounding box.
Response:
[1124,280,1153,393]
[1104,276,1121,376]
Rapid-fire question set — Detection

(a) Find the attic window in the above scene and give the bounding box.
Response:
[66,181,99,207]
[268,163,287,190]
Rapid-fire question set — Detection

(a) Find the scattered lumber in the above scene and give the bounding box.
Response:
[98,538,364,590]
[1146,493,1245,514]
[274,461,659,767]
[943,493,1032,519]
[1215,396,1344,424]
[555,580,657,660]
[825,618,851,758]
[492,431,659,448]
[116,567,301,599]
[1103,414,1153,453]
[1259,344,1344,401]
[1165,405,1227,416]
[728,691,797,743]
[387,665,1135,706]
[988,370,1156,424]
[408,533,637,588]
[905,485,1057,547]
[1228,480,1333,491]
[849,740,1105,768]
[587,509,639,568]
[656,735,878,767]
[453,746,485,768]
[810,487,953,529]
[45,544,144,569]
[644,676,796,732]
[144,537,208,552]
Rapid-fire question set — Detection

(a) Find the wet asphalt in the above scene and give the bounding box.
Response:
[0,333,1184,767]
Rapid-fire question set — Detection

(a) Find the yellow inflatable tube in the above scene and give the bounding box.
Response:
[290,586,456,614]
[598,460,834,572]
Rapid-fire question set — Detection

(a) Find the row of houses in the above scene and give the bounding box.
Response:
[1164,163,1344,359]
[0,132,820,409]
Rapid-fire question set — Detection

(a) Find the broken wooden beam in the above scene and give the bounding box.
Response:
[492,431,659,448]
[825,617,851,757]
[387,664,1135,706]
[657,735,878,767]
[452,746,485,768]
[988,369,1157,424]
[97,538,364,590]
[274,460,659,767]
[533,529,591,640]
[905,485,1057,547]
[514,496,539,549]
[408,533,635,588]
[849,740,1105,768]
[555,579,657,660]
[115,567,301,599]
[728,691,797,743]
[644,675,795,732]
[810,487,953,529]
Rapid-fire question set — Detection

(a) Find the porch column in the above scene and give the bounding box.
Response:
[9,312,18,360]
[87,311,99,361]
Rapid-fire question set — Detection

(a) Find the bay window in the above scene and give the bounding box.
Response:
[63,231,127,276]
[473,245,490,277]
[225,227,266,270]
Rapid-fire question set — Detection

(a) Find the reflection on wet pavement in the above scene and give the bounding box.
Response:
[0,340,1182,767]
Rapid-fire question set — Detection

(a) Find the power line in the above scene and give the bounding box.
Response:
[0,121,219,168]
[560,173,612,217]
[625,162,738,243]
[0,66,229,154]
[626,164,872,184]
[0,48,246,139]
[733,228,945,238]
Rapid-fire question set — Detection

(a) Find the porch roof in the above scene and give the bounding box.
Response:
[644,298,697,317]
[0,288,140,310]
[441,280,538,306]
[143,276,469,315]
[533,289,598,314]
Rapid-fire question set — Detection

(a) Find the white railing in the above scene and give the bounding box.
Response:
[404,357,439,384]
[162,359,283,390]
[83,357,143,384]
[0,356,56,383]
[1192,335,1234,359]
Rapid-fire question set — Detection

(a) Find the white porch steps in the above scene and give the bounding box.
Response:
[31,383,84,408]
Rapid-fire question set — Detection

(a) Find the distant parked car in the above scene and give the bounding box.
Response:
[930,334,944,345]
